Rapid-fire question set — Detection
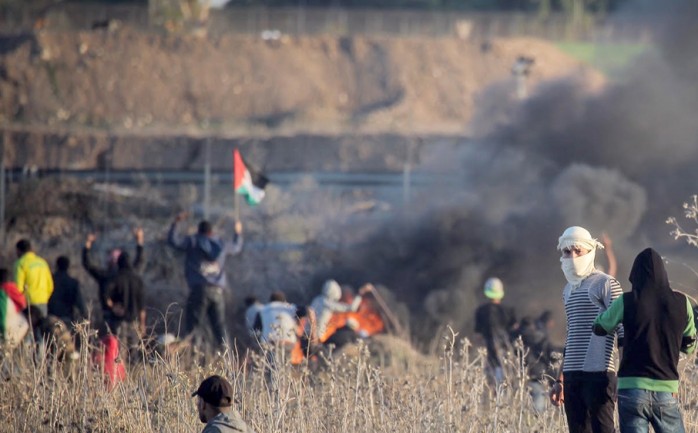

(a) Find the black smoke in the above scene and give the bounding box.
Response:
[323,0,698,348]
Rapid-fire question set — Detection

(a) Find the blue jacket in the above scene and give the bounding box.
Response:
[168,222,243,289]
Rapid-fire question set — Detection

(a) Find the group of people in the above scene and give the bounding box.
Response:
[2,214,696,433]
[242,279,374,367]
[1,210,381,363]
[556,226,695,433]
[190,223,698,433]
[474,276,561,413]
[168,212,382,365]
[475,225,696,433]
[0,213,381,433]
[0,228,146,382]
[194,223,698,433]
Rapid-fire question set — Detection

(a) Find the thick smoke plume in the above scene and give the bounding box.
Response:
[329,0,698,348]
[552,164,647,239]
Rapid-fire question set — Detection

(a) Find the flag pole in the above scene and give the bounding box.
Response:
[233,148,240,223]
[234,183,240,223]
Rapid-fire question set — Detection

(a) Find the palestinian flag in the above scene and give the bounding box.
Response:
[0,282,29,346]
[233,149,268,206]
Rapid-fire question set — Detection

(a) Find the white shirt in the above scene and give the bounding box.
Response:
[309,294,362,340]
[258,301,298,345]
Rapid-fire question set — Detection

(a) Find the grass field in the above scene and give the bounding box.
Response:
[556,42,648,76]
[3,330,698,433]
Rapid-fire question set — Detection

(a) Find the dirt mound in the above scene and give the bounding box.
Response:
[0,27,602,134]
[367,334,436,371]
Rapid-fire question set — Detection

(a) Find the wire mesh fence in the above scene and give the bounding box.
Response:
[1,3,654,43]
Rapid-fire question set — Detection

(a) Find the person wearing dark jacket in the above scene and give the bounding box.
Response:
[49,256,88,327]
[517,316,559,413]
[474,277,518,385]
[82,228,144,321]
[593,248,696,433]
[324,316,361,352]
[105,252,146,360]
[168,213,243,351]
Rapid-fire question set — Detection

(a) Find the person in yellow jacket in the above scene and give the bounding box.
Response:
[14,239,54,316]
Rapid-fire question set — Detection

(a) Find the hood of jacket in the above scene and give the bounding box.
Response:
[195,234,223,261]
[629,248,670,298]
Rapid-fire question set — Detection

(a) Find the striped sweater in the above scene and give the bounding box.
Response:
[562,271,624,373]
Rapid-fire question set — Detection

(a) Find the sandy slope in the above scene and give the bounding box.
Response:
[0,27,602,135]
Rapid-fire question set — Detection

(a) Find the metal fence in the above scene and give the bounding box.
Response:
[1,3,654,43]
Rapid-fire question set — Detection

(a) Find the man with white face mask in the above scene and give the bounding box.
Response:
[550,226,623,433]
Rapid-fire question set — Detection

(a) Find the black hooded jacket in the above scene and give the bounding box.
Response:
[106,253,145,323]
[618,248,689,381]
[82,244,143,311]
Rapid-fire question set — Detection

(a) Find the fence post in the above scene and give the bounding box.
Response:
[203,137,211,220]
[0,130,6,248]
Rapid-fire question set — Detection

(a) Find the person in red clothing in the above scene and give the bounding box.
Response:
[92,333,127,390]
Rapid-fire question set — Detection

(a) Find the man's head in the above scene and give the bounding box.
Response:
[56,256,70,272]
[107,249,122,268]
[557,226,602,258]
[295,305,309,319]
[483,277,504,302]
[116,252,131,270]
[557,226,604,286]
[16,239,31,258]
[192,375,233,423]
[537,310,554,329]
[536,310,555,330]
[322,279,342,302]
[198,220,213,236]
[269,291,286,303]
[244,295,259,308]
[629,248,670,296]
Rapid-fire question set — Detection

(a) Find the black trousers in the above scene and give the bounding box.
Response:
[563,371,617,433]
[185,284,228,350]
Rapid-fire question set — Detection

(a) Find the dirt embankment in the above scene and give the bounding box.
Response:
[1,26,602,139]
[0,28,607,348]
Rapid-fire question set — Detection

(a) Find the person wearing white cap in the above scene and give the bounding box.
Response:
[549,226,624,433]
[308,280,371,342]
[474,277,517,385]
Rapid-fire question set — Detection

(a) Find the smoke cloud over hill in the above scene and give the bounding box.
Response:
[335,0,698,346]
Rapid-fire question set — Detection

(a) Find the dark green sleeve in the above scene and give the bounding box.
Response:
[683,297,696,355]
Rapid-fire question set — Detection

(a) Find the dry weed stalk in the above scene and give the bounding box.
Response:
[4,329,696,432]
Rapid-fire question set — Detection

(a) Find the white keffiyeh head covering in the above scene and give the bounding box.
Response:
[557,226,604,253]
[557,226,604,289]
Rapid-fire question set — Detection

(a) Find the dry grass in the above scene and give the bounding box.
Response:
[2,329,698,433]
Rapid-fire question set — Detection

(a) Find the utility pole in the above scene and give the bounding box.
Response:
[0,130,6,248]
[403,138,419,205]
[203,137,211,220]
